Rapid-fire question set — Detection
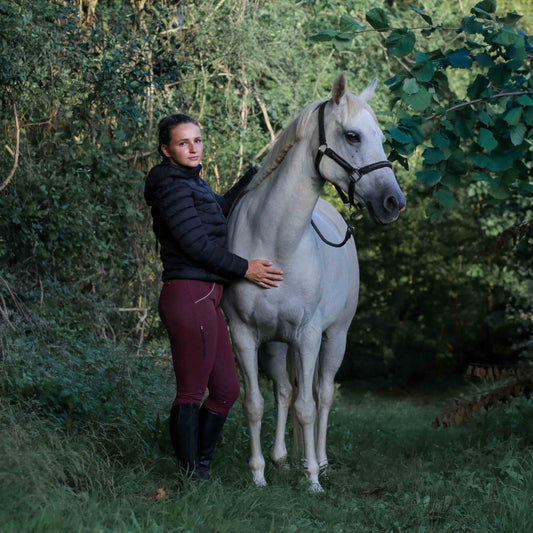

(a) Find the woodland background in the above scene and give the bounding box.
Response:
[1,1,533,531]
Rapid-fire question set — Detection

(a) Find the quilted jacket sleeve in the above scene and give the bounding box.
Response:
[153,177,249,279]
[215,166,258,216]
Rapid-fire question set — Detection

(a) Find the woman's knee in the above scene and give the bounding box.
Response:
[205,378,240,415]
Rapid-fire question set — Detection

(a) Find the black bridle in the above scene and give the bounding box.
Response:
[311,100,393,247]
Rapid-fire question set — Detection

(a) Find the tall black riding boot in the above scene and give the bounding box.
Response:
[169,403,200,476]
[196,405,227,480]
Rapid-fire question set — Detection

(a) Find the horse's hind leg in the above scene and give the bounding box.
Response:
[231,324,267,486]
[260,341,291,467]
[315,329,347,470]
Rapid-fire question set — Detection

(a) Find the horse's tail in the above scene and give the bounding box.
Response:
[288,347,319,461]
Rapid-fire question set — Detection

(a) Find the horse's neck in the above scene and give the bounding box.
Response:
[251,142,322,255]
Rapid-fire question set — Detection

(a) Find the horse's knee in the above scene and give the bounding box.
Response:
[294,397,316,426]
[243,394,264,422]
[276,382,292,407]
[317,381,335,409]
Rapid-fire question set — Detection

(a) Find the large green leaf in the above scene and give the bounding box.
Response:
[447,48,472,69]
[461,15,484,34]
[423,147,446,164]
[478,128,498,150]
[454,120,473,139]
[472,172,491,181]
[474,0,497,13]
[416,169,441,185]
[388,127,412,144]
[386,28,416,57]
[414,61,434,82]
[333,36,352,51]
[365,7,390,31]
[504,107,523,125]
[475,53,494,67]
[410,8,433,26]
[490,27,521,47]
[402,87,431,111]
[524,107,533,126]
[402,78,419,95]
[488,64,511,85]
[467,74,490,99]
[433,188,456,208]
[431,132,450,150]
[510,123,527,145]
[489,180,511,199]
[340,15,363,33]
[310,30,337,42]
[498,11,523,25]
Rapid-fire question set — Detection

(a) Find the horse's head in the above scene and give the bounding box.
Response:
[318,72,406,224]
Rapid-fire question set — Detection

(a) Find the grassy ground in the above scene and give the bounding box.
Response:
[1,349,533,533]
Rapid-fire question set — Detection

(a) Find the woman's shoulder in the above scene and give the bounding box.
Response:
[145,163,192,206]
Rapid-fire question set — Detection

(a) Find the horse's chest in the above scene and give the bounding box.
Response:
[252,293,311,342]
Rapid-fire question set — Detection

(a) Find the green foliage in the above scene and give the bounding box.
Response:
[312,0,533,380]
[1,0,532,393]
[2,377,533,531]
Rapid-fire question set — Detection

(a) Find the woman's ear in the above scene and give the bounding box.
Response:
[161,144,171,158]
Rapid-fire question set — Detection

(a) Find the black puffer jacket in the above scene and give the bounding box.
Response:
[144,161,255,283]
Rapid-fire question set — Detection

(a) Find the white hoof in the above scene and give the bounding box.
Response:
[272,455,290,470]
[253,475,267,487]
[308,481,324,493]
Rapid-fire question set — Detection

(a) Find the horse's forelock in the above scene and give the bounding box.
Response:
[344,92,377,123]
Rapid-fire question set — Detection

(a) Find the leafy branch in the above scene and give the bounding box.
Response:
[311,0,533,216]
[426,90,533,120]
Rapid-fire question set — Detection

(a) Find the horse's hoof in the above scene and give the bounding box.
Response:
[272,456,290,470]
[308,481,324,493]
[253,476,267,487]
[319,463,328,479]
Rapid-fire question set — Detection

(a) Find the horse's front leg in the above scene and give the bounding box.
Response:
[261,341,291,467]
[231,323,266,486]
[315,329,347,470]
[293,326,323,492]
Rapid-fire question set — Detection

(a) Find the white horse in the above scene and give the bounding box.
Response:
[223,73,405,491]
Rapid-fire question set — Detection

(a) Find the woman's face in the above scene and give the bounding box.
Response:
[161,122,203,167]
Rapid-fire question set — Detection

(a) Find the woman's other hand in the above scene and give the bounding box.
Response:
[245,260,284,289]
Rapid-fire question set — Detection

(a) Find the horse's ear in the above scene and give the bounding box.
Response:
[359,78,378,102]
[331,72,347,105]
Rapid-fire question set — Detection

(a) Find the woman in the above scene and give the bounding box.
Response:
[144,114,283,480]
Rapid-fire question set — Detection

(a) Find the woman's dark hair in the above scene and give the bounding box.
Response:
[158,114,199,157]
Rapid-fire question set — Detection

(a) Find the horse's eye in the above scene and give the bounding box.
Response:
[345,131,361,143]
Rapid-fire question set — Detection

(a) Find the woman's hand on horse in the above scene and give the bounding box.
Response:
[245,260,284,289]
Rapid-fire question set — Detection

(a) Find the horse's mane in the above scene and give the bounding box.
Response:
[245,101,319,191]
[246,94,371,191]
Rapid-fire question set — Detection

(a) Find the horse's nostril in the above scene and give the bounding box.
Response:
[384,195,398,213]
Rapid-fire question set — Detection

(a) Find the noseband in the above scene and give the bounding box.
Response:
[311,100,393,247]
[314,100,392,208]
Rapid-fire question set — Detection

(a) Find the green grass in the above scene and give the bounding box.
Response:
[1,348,533,532]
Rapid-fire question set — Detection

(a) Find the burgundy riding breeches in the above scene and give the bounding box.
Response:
[158,279,240,416]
